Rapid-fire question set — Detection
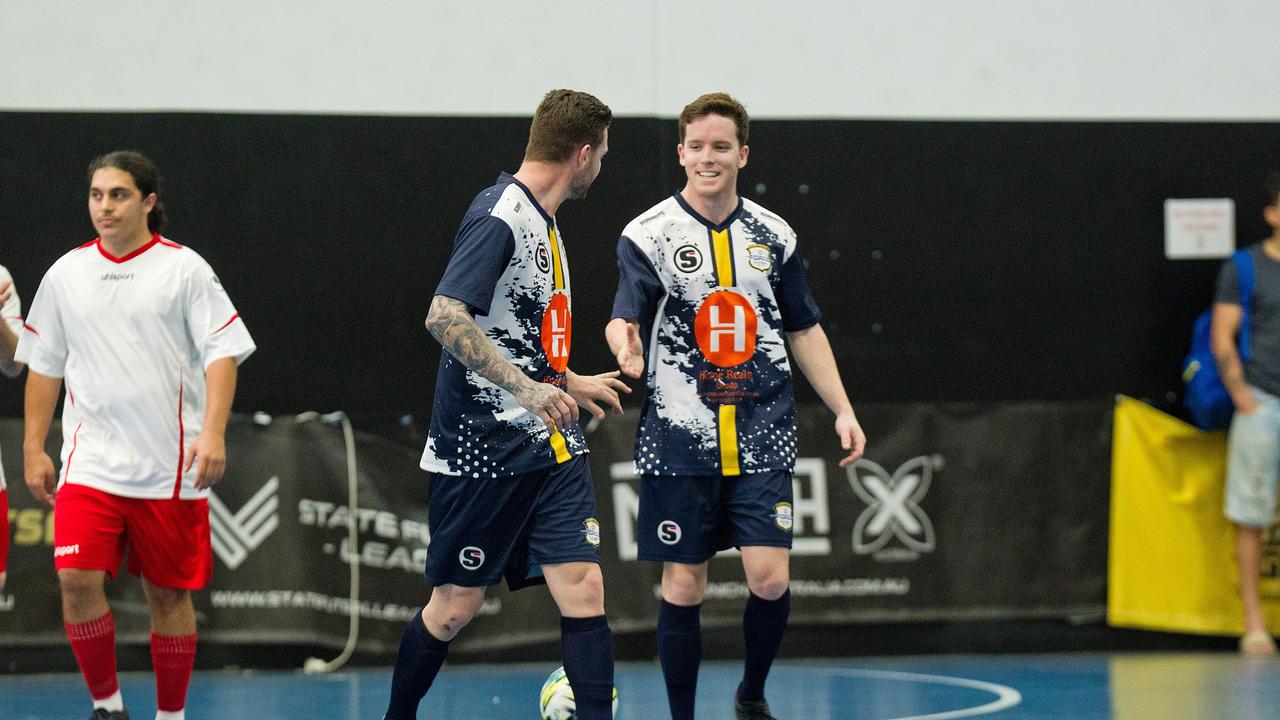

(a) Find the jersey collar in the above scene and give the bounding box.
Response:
[500,172,556,228]
[673,191,743,231]
[95,233,163,264]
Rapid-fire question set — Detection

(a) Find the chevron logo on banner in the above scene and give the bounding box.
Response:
[209,476,280,570]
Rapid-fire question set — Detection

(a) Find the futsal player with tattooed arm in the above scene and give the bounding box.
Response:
[18,151,255,720]
[382,89,627,720]
[0,264,25,593]
[607,93,866,720]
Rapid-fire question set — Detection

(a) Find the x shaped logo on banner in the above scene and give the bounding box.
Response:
[848,456,938,555]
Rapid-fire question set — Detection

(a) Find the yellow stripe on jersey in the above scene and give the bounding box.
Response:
[549,428,572,463]
[548,227,565,291]
[711,229,735,287]
[718,404,741,476]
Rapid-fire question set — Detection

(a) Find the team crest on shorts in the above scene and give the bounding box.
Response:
[582,518,601,547]
[772,503,794,532]
[746,244,773,272]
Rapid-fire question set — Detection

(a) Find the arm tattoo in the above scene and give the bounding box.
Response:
[426,296,532,396]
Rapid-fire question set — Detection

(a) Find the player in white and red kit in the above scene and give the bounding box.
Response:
[17,151,255,720]
[0,263,25,594]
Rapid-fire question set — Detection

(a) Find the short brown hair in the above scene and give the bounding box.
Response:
[678,92,749,146]
[524,89,612,163]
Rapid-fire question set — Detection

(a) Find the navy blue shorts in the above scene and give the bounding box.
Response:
[636,470,794,564]
[424,455,601,590]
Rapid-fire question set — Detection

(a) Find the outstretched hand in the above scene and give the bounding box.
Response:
[615,322,644,378]
[0,279,11,306]
[836,412,866,468]
[567,370,631,420]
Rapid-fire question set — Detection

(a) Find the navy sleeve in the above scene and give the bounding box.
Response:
[435,214,516,316]
[611,235,664,321]
[776,250,822,332]
[1215,254,1241,305]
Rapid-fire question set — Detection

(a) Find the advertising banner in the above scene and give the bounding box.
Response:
[2,399,1111,658]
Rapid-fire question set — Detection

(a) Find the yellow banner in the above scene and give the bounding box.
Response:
[1108,395,1280,634]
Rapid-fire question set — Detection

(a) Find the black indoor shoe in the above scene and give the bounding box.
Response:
[89,709,130,720]
[734,696,778,720]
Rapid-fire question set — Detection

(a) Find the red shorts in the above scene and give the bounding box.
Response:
[1,488,8,574]
[53,483,212,590]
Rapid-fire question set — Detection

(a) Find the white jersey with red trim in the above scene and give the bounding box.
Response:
[0,264,22,491]
[14,236,255,499]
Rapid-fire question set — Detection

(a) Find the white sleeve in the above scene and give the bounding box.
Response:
[183,253,256,368]
[14,264,69,377]
[0,265,21,336]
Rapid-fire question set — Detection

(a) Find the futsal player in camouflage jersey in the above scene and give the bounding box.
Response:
[607,93,866,720]
[383,89,626,720]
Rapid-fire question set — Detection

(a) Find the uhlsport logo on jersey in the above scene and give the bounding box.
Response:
[209,476,280,570]
[848,456,939,562]
[459,546,486,570]
[658,520,682,545]
[675,244,703,273]
[583,518,601,547]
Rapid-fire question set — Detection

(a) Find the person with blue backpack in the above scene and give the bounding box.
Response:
[1210,172,1280,656]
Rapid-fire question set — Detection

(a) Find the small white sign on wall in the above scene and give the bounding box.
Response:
[1165,198,1235,259]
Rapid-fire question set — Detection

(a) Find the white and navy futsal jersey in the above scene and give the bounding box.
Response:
[15,236,255,499]
[612,193,822,477]
[0,264,22,491]
[421,173,586,478]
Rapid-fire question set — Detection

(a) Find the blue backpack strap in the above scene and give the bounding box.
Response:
[1234,248,1255,359]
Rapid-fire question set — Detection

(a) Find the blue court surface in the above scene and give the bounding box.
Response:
[3,653,1278,719]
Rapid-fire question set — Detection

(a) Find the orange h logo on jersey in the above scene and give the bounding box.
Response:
[541,293,572,372]
[695,290,757,367]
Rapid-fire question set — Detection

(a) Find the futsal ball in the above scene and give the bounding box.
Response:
[538,666,618,719]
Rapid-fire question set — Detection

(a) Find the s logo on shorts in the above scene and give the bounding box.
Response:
[772,503,794,532]
[459,546,486,570]
[658,520,683,545]
[583,518,601,547]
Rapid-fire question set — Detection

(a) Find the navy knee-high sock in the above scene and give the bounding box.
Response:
[560,615,615,720]
[657,600,702,720]
[384,613,450,720]
[738,589,790,703]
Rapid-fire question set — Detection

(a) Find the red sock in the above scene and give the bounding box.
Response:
[151,633,197,712]
[65,613,119,700]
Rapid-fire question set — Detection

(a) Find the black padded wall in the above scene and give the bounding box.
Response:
[1,112,1276,415]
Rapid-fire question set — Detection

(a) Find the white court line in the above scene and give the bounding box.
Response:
[829,668,1023,720]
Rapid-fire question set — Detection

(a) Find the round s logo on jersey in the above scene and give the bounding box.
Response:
[694,290,757,367]
[658,520,682,545]
[541,293,572,372]
[536,245,552,274]
[459,546,486,570]
[675,244,703,273]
